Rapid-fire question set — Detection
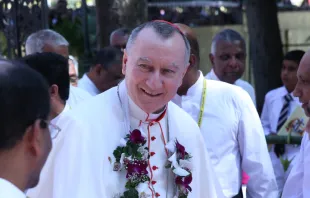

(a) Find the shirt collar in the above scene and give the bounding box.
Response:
[128,94,166,122]
[81,74,100,95]
[0,178,26,198]
[186,71,204,98]
[51,103,71,125]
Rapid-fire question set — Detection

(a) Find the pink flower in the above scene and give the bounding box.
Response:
[126,160,148,178]
[175,173,192,192]
[129,129,145,144]
[176,140,188,159]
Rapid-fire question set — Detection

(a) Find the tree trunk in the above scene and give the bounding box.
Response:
[245,0,283,114]
[95,0,148,49]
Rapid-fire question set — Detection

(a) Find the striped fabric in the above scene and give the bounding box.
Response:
[277,94,293,132]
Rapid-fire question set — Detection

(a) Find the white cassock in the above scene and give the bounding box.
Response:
[0,178,26,198]
[26,105,71,198]
[282,132,310,198]
[205,69,256,106]
[66,85,92,108]
[261,86,301,191]
[174,72,278,198]
[47,81,224,198]
[78,74,100,96]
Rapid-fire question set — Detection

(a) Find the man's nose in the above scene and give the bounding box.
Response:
[228,57,239,69]
[146,71,163,90]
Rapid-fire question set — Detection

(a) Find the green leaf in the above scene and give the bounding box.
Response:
[113,146,124,161]
[123,189,139,198]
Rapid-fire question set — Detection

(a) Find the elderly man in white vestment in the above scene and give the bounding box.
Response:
[282,50,310,198]
[173,24,278,198]
[47,21,224,198]
[25,29,91,108]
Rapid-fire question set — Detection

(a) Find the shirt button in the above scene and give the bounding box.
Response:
[151,136,156,141]
[155,192,160,197]
[151,180,157,185]
[150,152,155,156]
[152,166,158,171]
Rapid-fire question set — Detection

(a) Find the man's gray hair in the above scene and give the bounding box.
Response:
[109,28,130,44]
[211,29,246,55]
[126,21,191,65]
[25,29,69,55]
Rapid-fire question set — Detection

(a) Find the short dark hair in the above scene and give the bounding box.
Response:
[0,60,50,150]
[126,20,191,64]
[284,50,305,64]
[94,47,123,70]
[21,52,70,102]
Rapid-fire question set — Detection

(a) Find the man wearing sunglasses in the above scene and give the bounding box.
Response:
[0,59,51,197]
[20,52,69,198]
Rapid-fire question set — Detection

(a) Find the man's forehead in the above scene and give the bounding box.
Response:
[216,40,245,52]
[136,56,179,67]
[298,54,310,75]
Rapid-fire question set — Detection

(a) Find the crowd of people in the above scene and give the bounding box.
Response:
[0,20,309,198]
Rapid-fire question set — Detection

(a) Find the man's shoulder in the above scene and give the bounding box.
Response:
[70,85,91,97]
[265,86,286,100]
[68,87,119,120]
[207,79,249,98]
[168,101,200,132]
[235,79,254,91]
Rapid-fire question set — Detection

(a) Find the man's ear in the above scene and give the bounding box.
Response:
[94,64,103,75]
[209,53,215,65]
[122,50,128,76]
[49,85,59,99]
[189,54,197,68]
[24,119,44,157]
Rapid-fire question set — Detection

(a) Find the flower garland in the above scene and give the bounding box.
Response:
[112,130,193,198]
[166,140,193,198]
[113,129,150,198]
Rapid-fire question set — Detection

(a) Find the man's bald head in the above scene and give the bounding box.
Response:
[174,23,200,67]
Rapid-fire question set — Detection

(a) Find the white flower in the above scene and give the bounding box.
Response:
[138,147,149,160]
[136,182,150,196]
[173,167,190,177]
[168,153,190,176]
[120,138,127,146]
[120,153,125,164]
[168,153,178,168]
[179,159,193,171]
[165,141,176,153]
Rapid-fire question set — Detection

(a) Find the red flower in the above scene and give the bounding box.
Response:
[176,140,188,159]
[175,173,193,192]
[129,129,145,144]
[126,160,148,178]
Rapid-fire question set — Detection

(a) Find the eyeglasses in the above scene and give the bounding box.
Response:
[48,122,61,139]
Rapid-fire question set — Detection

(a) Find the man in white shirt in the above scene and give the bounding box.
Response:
[174,23,278,198]
[205,29,256,106]
[25,29,91,108]
[282,49,310,198]
[261,50,305,192]
[21,52,71,198]
[78,46,124,95]
[0,60,51,197]
[42,20,224,198]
